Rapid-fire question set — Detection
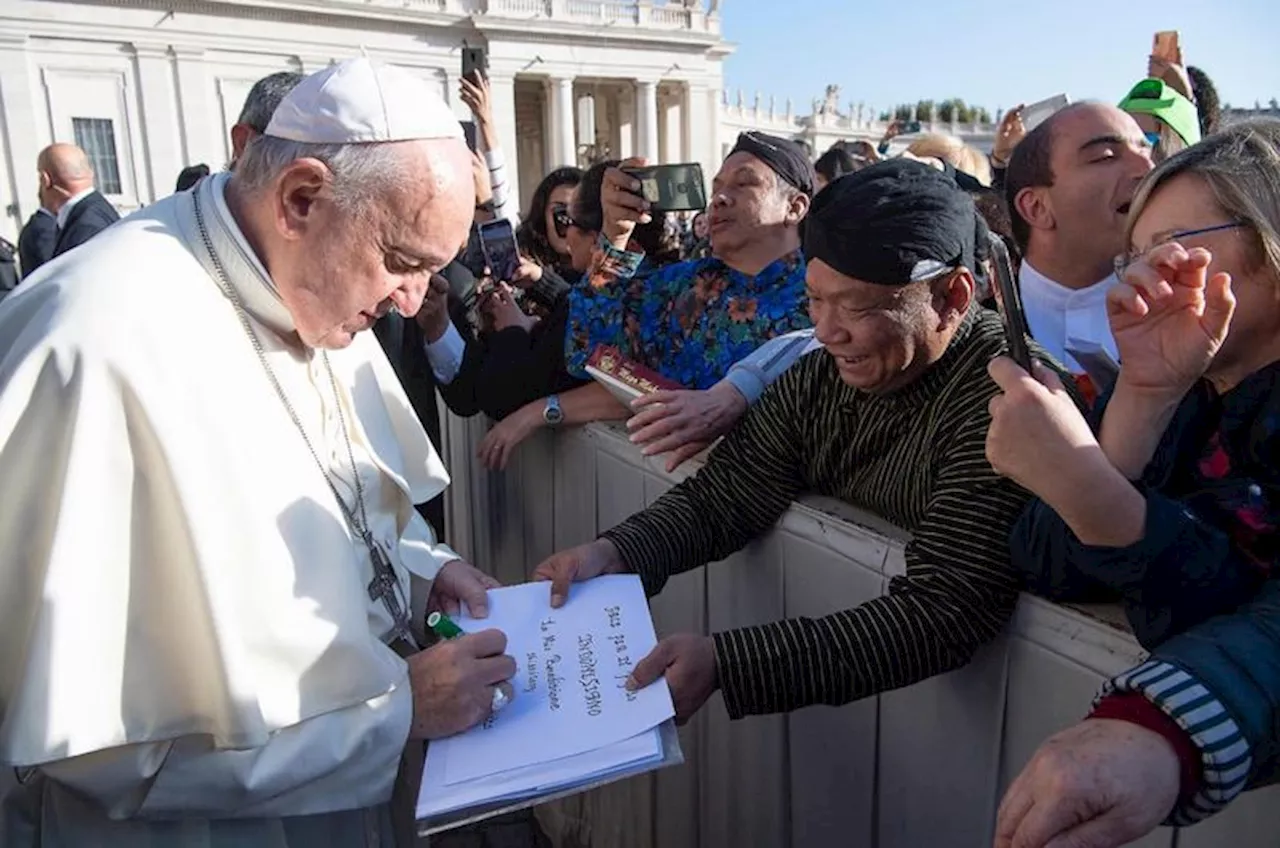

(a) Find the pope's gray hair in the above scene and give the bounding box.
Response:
[232,135,404,219]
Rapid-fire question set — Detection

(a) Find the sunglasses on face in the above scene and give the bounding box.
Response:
[552,204,576,238]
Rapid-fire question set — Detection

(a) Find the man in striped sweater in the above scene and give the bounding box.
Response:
[534,159,1055,722]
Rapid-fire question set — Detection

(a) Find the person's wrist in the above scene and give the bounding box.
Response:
[603,225,633,252]
[1112,373,1190,410]
[418,309,450,343]
[593,537,628,574]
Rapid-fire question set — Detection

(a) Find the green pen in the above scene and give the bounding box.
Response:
[427,611,465,640]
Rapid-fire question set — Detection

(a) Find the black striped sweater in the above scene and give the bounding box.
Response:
[603,308,1040,718]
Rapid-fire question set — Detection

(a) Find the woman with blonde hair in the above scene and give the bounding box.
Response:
[907,132,992,186]
[986,117,1280,649]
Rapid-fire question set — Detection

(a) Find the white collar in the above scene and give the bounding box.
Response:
[55,187,96,229]
[191,172,297,340]
[1019,259,1116,308]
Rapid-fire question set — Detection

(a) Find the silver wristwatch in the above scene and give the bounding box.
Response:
[543,393,564,426]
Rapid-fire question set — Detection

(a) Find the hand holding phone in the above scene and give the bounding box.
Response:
[1153,30,1181,65]
[478,218,519,284]
[987,232,1033,372]
[620,163,707,214]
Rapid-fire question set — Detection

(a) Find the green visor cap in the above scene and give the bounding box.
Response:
[1119,78,1202,147]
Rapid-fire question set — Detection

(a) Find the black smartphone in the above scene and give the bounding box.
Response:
[987,232,1033,371]
[478,218,519,283]
[621,163,707,213]
[460,120,478,153]
[461,46,487,83]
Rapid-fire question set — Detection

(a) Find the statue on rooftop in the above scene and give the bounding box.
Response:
[821,84,841,116]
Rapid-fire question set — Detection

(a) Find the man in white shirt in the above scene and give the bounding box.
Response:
[1004,103,1153,375]
[0,58,514,847]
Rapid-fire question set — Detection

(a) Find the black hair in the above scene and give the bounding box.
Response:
[516,166,583,269]
[1187,66,1222,137]
[175,163,211,193]
[1003,115,1059,253]
[814,145,859,185]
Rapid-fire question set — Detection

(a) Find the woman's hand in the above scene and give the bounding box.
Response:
[477,401,543,471]
[1109,243,1235,401]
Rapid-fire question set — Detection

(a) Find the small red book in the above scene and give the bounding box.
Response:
[585,346,684,404]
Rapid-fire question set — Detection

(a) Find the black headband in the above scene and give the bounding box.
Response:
[730,131,816,197]
[804,158,976,285]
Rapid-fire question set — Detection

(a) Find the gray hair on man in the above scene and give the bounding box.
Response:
[237,71,305,134]
[233,137,404,220]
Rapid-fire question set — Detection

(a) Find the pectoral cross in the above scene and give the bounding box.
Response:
[365,537,413,644]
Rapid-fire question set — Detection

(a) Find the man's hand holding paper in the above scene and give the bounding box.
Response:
[533,537,630,608]
[409,630,517,740]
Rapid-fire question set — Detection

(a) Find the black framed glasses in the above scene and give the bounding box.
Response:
[1113,221,1247,278]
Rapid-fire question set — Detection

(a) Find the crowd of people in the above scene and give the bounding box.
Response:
[0,35,1277,848]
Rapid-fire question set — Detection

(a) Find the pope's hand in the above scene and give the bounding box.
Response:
[532,538,628,608]
[407,629,516,740]
[627,633,718,725]
[985,357,1102,504]
[995,719,1180,848]
[627,383,747,472]
[1108,243,1235,402]
[414,273,452,343]
[428,559,501,618]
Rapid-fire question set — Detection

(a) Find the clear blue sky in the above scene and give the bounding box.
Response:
[722,0,1280,118]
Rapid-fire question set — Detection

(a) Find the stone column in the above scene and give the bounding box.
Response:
[172,46,218,170]
[686,82,718,190]
[616,85,634,159]
[576,88,596,158]
[660,83,683,163]
[549,75,576,167]
[131,43,183,203]
[634,79,659,161]
[0,34,42,239]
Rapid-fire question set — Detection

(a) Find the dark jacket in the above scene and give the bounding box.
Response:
[17,211,57,279]
[1147,579,1280,800]
[1011,363,1279,648]
[437,263,587,422]
[51,191,120,259]
[372,272,475,540]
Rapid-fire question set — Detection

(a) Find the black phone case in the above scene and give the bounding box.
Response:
[987,234,1033,371]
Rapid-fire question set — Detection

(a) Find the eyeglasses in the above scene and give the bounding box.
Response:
[1113,221,1246,278]
[552,204,577,238]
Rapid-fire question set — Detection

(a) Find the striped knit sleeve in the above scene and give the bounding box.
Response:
[1097,660,1252,825]
[601,363,812,596]
[713,389,1025,717]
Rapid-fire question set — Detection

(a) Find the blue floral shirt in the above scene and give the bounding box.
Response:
[565,236,811,389]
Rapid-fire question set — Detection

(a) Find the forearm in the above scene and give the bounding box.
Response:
[714,577,1016,718]
[41,681,411,818]
[559,380,629,425]
[564,239,645,377]
[484,148,518,224]
[1098,381,1182,480]
[1043,455,1148,548]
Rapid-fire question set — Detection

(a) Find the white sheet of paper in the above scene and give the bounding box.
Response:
[417,728,663,818]
[438,575,674,785]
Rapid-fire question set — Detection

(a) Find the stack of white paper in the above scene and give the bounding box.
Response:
[416,575,678,825]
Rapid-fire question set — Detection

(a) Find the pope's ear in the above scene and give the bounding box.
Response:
[275,158,329,239]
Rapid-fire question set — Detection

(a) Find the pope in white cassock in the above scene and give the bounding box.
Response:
[0,58,519,846]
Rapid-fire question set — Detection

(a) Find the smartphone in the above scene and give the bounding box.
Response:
[461,46,487,83]
[621,163,707,213]
[1153,30,1180,64]
[987,232,1033,371]
[460,120,478,153]
[478,218,519,283]
[1022,94,1070,132]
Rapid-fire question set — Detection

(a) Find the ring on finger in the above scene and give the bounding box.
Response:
[491,686,510,713]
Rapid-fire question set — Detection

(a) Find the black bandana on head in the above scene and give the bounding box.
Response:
[729,131,816,197]
[803,158,976,286]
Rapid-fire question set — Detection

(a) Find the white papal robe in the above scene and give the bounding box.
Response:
[0,173,461,846]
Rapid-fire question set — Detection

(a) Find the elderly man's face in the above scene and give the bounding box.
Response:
[285,140,474,349]
[806,259,968,394]
[707,152,794,255]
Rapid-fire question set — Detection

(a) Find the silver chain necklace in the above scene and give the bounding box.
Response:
[191,189,413,644]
